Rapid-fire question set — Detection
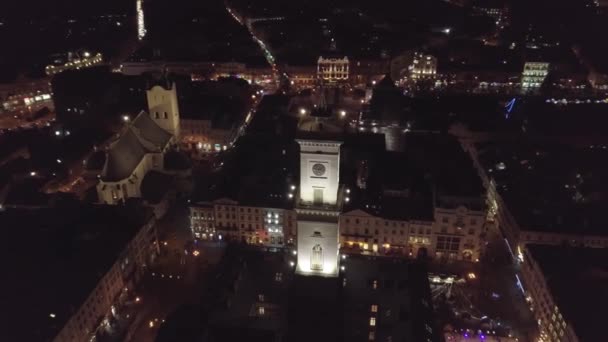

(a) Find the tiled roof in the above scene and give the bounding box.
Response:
[101,129,150,182]
[132,111,172,150]
[101,112,173,182]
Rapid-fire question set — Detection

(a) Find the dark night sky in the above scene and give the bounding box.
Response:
[2,0,131,19]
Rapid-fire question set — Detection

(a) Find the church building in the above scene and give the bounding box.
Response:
[96,83,180,205]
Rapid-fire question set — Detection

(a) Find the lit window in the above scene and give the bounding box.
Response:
[372,280,378,289]
[258,306,265,315]
[258,294,264,302]
[368,331,375,341]
[369,317,376,326]
[371,304,378,313]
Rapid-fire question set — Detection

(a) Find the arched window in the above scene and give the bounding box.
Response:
[311,244,323,271]
[163,112,168,119]
[155,112,159,119]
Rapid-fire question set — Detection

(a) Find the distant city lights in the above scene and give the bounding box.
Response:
[137,0,147,40]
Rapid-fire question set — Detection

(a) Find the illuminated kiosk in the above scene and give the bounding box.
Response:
[295,135,343,277]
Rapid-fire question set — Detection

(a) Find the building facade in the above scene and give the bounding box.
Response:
[433,201,487,261]
[339,209,414,255]
[317,56,350,84]
[410,52,438,80]
[189,199,298,247]
[521,62,549,89]
[53,216,159,342]
[295,138,343,277]
[520,245,579,342]
[180,118,236,155]
[338,203,486,262]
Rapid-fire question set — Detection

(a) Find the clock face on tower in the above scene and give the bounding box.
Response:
[312,163,326,176]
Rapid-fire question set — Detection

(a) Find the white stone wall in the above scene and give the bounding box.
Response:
[297,140,342,205]
[296,219,339,277]
[433,206,486,261]
[97,154,158,205]
[146,84,180,138]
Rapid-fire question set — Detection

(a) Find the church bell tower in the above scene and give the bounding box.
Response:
[146,82,180,139]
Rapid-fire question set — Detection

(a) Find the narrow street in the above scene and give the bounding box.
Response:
[428,221,537,341]
[124,205,226,342]
[225,3,285,90]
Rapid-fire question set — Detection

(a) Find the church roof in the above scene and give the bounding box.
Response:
[101,129,150,182]
[131,111,172,151]
[100,112,174,182]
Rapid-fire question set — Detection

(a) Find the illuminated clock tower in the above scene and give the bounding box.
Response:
[295,138,342,277]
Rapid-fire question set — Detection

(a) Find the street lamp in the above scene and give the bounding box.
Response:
[299,108,307,115]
